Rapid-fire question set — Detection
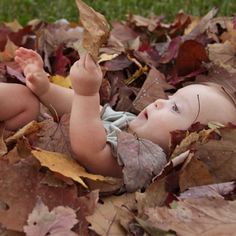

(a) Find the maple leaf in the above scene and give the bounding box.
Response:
[117,132,167,192]
[23,199,78,236]
[76,0,110,61]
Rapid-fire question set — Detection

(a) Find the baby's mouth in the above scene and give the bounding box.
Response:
[144,109,148,119]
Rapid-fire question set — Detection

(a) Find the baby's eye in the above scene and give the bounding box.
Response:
[172,103,180,113]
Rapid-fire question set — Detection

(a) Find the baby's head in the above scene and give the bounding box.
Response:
[129,83,236,151]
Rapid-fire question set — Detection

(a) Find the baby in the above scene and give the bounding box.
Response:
[0,83,39,130]
[1,47,236,178]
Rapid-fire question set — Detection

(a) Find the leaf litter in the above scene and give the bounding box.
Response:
[1,0,236,235]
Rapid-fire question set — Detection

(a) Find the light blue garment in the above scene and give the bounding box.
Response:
[101,104,136,155]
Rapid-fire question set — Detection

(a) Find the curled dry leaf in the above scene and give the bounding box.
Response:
[76,0,110,61]
[6,121,42,145]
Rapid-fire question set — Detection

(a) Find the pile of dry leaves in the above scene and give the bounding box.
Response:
[0,0,236,235]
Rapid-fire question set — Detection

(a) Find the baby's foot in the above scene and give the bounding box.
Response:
[15,47,50,97]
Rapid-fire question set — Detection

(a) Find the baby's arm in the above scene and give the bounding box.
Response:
[0,83,40,130]
[15,47,74,117]
[69,54,122,177]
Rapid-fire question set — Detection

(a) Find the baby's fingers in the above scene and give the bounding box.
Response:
[84,53,98,71]
[15,56,26,67]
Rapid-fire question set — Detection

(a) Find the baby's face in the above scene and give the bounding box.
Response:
[129,84,236,150]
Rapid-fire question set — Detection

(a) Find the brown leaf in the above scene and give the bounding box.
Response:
[176,40,209,76]
[103,54,132,71]
[6,121,42,145]
[159,36,182,64]
[196,128,236,183]
[143,197,236,236]
[117,132,167,192]
[111,21,138,44]
[136,178,168,217]
[0,229,24,236]
[179,153,214,192]
[128,14,161,32]
[179,181,236,199]
[133,67,173,112]
[183,7,218,41]
[0,156,98,234]
[76,0,110,61]
[179,127,236,191]
[86,193,135,236]
[29,116,73,158]
[0,157,40,231]
[208,40,236,73]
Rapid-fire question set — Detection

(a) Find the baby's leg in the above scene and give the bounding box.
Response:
[15,47,50,97]
[0,83,40,130]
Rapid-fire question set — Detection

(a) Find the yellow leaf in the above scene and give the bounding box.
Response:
[0,39,18,62]
[98,53,119,63]
[6,120,42,144]
[50,75,72,88]
[32,149,106,188]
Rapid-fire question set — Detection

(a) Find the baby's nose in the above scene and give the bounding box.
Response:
[154,99,166,109]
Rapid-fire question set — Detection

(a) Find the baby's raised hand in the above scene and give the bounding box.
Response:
[15,47,50,97]
[69,53,103,96]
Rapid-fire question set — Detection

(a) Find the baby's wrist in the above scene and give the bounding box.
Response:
[74,89,99,98]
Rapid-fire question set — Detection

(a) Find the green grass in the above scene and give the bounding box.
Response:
[0,0,236,25]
